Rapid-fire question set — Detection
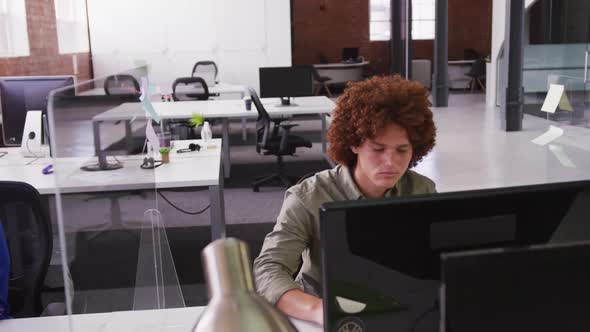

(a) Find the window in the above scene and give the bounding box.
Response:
[370,0,436,41]
[0,0,30,57]
[412,0,435,40]
[54,0,89,54]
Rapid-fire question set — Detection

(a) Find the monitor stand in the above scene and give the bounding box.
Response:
[80,153,123,171]
[276,97,298,107]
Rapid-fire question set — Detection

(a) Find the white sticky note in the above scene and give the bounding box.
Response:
[145,120,160,154]
[541,84,564,113]
[548,144,576,168]
[532,125,563,146]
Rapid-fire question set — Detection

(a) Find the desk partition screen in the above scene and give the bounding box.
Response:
[47,66,186,324]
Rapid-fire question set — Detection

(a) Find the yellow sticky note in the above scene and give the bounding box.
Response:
[558,92,573,112]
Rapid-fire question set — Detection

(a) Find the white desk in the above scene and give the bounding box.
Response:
[0,139,226,239]
[314,61,369,85]
[0,306,322,332]
[78,82,247,98]
[93,97,336,177]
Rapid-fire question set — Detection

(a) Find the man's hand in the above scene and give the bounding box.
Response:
[277,289,324,326]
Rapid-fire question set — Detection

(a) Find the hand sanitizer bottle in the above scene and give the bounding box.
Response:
[201,121,212,147]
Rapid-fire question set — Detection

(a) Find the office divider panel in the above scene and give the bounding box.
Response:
[48,66,185,326]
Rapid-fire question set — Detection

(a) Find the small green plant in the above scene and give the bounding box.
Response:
[159,147,171,154]
[189,113,205,127]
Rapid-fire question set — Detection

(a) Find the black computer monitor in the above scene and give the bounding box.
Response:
[342,47,359,62]
[319,180,590,332]
[259,66,313,106]
[440,240,590,332]
[0,76,75,146]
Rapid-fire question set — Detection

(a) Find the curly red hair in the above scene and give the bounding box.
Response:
[327,75,436,168]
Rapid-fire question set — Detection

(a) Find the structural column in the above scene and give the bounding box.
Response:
[432,0,449,107]
[503,0,525,131]
[390,0,410,77]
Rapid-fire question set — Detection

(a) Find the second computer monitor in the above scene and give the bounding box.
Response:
[0,76,75,146]
[259,66,313,106]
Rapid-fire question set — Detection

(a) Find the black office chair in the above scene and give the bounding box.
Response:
[0,181,52,318]
[172,77,210,101]
[192,61,219,85]
[311,66,333,98]
[103,74,141,96]
[250,89,312,192]
[465,59,486,93]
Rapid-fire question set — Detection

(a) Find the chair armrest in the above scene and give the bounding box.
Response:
[278,124,299,152]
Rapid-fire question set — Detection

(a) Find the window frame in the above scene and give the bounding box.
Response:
[369,0,436,42]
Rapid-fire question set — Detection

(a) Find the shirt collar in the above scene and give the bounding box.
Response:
[338,164,401,200]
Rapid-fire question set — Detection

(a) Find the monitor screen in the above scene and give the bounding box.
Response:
[342,47,359,62]
[259,66,313,103]
[319,180,590,331]
[441,241,590,332]
[0,76,75,146]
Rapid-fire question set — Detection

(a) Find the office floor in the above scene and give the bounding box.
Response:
[44,92,590,313]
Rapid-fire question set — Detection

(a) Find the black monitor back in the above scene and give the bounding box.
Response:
[259,66,313,99]
[441,241,590,332]
[319,180,590,331]
[342,47,359,62]
[0,76,75,146]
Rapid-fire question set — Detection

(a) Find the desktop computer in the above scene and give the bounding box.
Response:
[259,66,313,106]
[319,180,590,331]
[0,76,75,146]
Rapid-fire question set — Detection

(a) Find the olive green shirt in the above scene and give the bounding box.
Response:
[253,164,436,304]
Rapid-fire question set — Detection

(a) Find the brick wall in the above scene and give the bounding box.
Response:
[292,0,492,75]
[0,0,92,81]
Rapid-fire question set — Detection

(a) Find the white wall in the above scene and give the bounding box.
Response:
[487,0,537,107]
[86,0,291,93]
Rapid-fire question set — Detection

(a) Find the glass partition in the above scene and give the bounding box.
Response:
[523,1,590,128]
[48,66,185,323]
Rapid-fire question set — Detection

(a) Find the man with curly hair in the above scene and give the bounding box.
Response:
[253,75,437,325]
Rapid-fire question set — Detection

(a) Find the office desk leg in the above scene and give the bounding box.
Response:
[221,118,231,178]
[241,118,247,141]
[208,177,226,240]
[125,120,133,153]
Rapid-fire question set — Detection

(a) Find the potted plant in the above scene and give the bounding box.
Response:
[159,147,171,164]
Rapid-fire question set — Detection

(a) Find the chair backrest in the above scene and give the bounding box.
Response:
[172,77,210,101]
[250,89,272,153]
[467,59,486,77]
[103,74,141,96]
[192,61,218,87]
[0,181,52,318]
[463,48,480,60]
